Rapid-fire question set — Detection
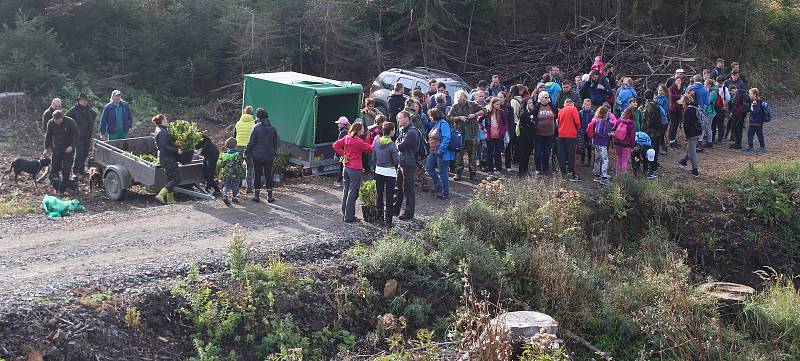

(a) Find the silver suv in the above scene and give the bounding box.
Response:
[368,67,472,115]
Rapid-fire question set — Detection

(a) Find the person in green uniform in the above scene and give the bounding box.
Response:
[447,90,484,180]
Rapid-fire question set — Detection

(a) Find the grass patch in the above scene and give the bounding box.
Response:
[0,192,37,217]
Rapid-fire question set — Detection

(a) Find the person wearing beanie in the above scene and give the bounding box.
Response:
[234,106,256,193]
[65,93,97,180]
[245,108,279,203]
[218,137,246,205]
[152,114,181,205]
[334,116,350,187]
[99,90,132,140]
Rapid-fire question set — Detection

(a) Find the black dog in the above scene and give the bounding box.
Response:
[4,158,51,184]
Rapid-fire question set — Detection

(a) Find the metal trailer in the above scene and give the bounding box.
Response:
[92,136,214,201]
[284,141,341,176]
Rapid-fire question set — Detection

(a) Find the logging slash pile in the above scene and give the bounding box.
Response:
[468,18,699,87]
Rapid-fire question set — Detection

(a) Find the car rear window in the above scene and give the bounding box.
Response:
[381,74,397,89]
[446,83,471,98]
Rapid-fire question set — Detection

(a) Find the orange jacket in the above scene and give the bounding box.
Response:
[557,104,581,138]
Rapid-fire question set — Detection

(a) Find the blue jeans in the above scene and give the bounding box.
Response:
[534,135,553,172]
[426,153,450,196]
[747,125,765,148]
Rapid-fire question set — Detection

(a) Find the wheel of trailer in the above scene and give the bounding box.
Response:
[104,170,126,201]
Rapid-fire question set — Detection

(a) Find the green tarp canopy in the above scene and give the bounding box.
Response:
[243,72,363,148]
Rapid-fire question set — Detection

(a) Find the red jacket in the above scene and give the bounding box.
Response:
[557,104,581,138]
[333,134,373,171]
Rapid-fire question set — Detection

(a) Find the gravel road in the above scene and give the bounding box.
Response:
[0,178,472,309]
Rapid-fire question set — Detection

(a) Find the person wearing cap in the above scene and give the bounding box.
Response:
[65,93,97,180]
[99,90,132,140]
[42,98,62,131]
[245,108,279,203]
[43,110,80,195]
[666,68,685,89]
[334,116,350,187]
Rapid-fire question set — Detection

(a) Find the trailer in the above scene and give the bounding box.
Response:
[92,136,214,201]
[243,72,363,176]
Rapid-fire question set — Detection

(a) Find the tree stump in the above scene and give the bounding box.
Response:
[697,282,755,302]
[491,311,559,340]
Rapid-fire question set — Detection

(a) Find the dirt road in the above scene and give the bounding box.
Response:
[0,179,472,307]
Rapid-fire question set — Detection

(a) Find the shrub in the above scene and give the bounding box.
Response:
[354,234,434,282]
[359,180,377,206]
[726,161,800,233]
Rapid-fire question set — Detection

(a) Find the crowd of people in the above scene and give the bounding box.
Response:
[38,90,282,206]
[36,58,772,227]
[334,57,773,227]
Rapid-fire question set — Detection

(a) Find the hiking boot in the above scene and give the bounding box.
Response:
[252,189,261,202]
[759,147,767,153]
[743,147,755,153]
[730,144,742,149]
[155,188,168,205]
[690,168,700,178]
[704,143,713,148]
[223,196,231,206]
[678,158,688,167]
[435,192,445,199]
[267,189,275,203]
[232,196,239,203]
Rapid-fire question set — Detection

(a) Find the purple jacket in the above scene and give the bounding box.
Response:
[592,118,612,147]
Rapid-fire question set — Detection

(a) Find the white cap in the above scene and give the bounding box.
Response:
[676,69,685,74]
[647,148,656,162]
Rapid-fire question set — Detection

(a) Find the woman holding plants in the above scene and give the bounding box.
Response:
[333,122,374,223]
[245,108,279,203]
[234,106,256,193]
[152,114,181,205]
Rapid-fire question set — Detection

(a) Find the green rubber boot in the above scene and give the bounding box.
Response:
[166,191,176,205]
[155,188,169,205]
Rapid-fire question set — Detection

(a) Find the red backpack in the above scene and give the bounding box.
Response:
[587,119,597,139]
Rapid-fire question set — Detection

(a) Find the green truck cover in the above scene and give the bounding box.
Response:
[243,72,363,148]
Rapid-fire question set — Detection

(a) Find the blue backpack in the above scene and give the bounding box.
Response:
[761,101,772,123]
[635,131,651,147]
[448,128,463,151]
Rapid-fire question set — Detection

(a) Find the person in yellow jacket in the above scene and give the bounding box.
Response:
[233,106,256,193]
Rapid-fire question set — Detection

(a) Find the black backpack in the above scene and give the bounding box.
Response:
[414,128,429,167]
